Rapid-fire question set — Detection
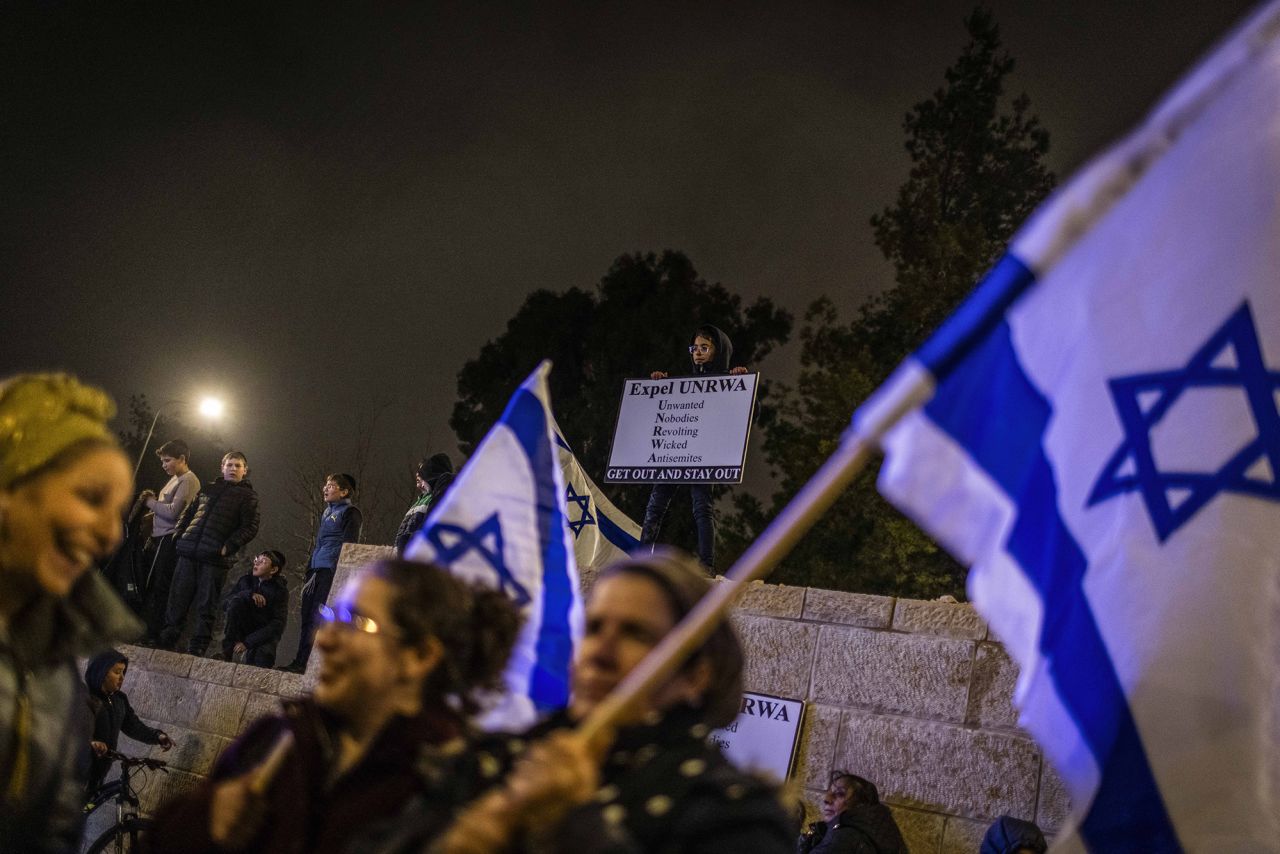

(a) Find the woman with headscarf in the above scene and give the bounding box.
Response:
[0,373,140,852]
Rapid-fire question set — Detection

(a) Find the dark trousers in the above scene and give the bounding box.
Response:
[162,556,227,656]
[141,534,178,641]
[291,565,335,668]
[223,597,278,667]
[640,483,715,569]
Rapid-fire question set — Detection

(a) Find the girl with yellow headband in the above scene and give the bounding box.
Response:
[0,373,141,852]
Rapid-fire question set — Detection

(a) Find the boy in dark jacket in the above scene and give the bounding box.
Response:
[280,473,361,673]
[219,549,289,666]
[84,650,173,794]
[161,451,261,656]
[640,324,748,570]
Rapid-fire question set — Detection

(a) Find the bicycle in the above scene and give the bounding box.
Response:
[82,749,168,854]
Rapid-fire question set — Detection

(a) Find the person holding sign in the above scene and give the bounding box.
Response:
[640,325,748,570]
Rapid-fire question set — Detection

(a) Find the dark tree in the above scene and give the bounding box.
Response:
[723,9,1055,598]
[452,250,792,568]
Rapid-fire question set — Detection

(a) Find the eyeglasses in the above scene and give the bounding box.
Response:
[317,604,390,637]
[688,344,712,354]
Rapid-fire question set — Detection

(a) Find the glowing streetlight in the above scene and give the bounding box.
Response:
[198,397,225,419]
[134,396,225,480]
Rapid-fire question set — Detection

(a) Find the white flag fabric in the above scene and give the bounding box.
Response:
[406,361,582,730]
[550,417,641,575]
[869,4,1280,850]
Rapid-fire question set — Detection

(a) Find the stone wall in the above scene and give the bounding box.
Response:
[732,582,1067,853]
[111,544,1065,853]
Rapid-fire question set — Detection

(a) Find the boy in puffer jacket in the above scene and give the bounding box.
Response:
[161,450,260,656]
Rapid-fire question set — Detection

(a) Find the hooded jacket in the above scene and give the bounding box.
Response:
[222,572,289,649]
[393,454,455,553]
[979,816,1047,854]
[797,803,908,854]
[83,650,166,792]
[174,477,260,566]
[690,324,734,375]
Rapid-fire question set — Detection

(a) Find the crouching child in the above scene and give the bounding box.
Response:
[219,549,289,666]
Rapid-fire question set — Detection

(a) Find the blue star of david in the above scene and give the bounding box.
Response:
[426,513,530,605]
[1087,301,1280,541]
[565,483,595,539]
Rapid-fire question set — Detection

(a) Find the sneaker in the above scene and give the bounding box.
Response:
[276,661,305,674]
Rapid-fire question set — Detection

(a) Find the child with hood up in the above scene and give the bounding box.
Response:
[84,650,172,794]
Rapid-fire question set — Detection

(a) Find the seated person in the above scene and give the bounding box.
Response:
[980,815,1048,854]
[797,772,907,854]
[220,550,289,666]
[436,550,795,853]
[84,650,173,794]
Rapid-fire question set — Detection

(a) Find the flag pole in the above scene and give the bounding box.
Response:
[579,363,932,741]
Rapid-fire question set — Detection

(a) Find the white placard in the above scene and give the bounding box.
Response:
[711,691,804,781]
[605,373,758,484]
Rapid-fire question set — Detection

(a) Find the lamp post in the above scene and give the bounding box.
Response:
[133,396,224,481]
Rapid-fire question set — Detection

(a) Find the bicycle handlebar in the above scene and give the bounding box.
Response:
[103,750,168,771]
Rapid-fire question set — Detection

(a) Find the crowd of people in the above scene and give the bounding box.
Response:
[0,371,1052,852]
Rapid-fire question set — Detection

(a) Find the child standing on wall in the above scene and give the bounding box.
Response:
[280,473,362,673]
[641,324,748,571]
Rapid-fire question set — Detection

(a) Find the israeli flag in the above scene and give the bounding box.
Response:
[869,5,1280,850]
[550,416,641,578]
[406,361,582,730]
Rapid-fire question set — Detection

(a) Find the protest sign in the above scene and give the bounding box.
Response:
[711,690,804,780]
[605,373,758,484]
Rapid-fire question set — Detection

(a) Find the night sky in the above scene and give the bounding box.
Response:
[1,0,1259,549]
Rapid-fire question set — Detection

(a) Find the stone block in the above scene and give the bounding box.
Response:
[275,671,307,697]
[189,657,238,686]
[732,581,805,619]
[126,671,208,729]
[835,711,1040,821]
[138,767,203,814]
[119,644,153,667]
[232,663,282,693]
[1037,758,1071,832]
[241,690,283,734]
[149,724,228,776]
[802,588,894,629]
[732,614,818,699]
[795,703,842,790]
[966,642,1020,730]
[147,649,195,677]
[889,804,943,854]
[939,815,989,854]
[892,600,987,640]
[811,627,973,722]
[192,683,251,737]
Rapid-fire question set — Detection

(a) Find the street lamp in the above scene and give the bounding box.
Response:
[134,396,224,480]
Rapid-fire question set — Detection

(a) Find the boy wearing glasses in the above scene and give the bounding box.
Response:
[219,550,289,666]
[280,473,362,673]
[642,324,748,570]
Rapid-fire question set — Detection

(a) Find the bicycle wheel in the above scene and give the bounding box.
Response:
[85,816,152,854]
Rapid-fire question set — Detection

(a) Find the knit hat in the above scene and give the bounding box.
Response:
[0,374,117,489]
